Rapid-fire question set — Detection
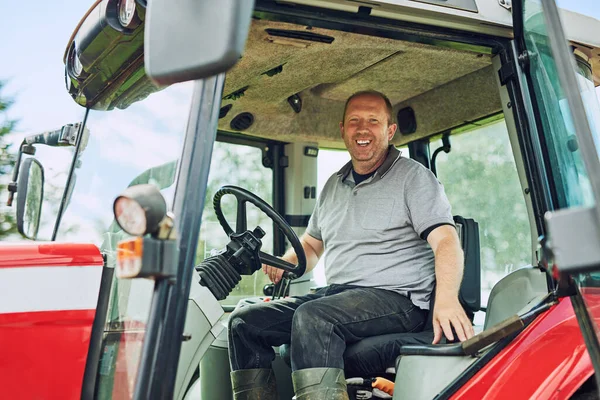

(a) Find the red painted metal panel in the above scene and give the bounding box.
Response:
[0,243,103,399]
[0,310,97,400]
[0,243,104,268]
[452,296,600,400]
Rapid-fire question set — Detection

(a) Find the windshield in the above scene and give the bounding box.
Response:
[522,2,598,209]
[55,82,194,398]
[575,58,600,162]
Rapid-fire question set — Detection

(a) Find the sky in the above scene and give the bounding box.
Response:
[0,1,598,137]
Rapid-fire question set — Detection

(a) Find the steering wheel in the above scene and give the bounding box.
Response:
[213,185,306,279]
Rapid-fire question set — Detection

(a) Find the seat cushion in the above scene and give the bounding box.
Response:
[343,331,434,377]
[279,331,436,377]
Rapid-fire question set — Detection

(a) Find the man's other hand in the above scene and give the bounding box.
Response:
[262,264,284,284]
[432,297,475,344]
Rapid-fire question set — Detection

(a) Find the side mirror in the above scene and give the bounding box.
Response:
[144,0,254,85]
[6,123,84,207]
[16,158,45,240]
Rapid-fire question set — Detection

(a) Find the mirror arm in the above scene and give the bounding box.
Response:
[24,123,80,147]
[7,123,81,207]
[6,140,28,207]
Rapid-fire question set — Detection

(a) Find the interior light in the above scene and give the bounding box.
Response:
[118,0,136,27]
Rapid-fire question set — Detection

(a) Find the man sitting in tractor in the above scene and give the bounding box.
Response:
[227,90,475,400]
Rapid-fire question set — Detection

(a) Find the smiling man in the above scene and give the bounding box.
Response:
[228,90,474,400]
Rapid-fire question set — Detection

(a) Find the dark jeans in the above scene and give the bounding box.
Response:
[228,284,427,371]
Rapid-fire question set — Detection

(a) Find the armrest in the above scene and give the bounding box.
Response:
[399,343,465,357]
[398,314,524,359]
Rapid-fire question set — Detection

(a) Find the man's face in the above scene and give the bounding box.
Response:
[340,94,397,172]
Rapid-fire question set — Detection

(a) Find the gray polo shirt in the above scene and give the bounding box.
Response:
[306,146,454,309]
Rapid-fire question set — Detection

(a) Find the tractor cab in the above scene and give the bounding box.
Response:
[4,0,600,399]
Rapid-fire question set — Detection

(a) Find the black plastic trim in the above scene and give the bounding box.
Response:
[408,139,431,169]
[498,61,516,86]
[80,258,114,400]
[217,130,281,150]
[230,112,254,130]
[219,104,232,119]
[285,214,310,227]
[272,143,287,256]
[400,343,465,357]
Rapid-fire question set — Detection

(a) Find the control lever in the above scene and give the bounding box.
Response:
[272,278,290,300]
[196,226,266,300]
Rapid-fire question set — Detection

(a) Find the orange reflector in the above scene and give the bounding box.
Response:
[372,377,394,395]
[116,237,144,279]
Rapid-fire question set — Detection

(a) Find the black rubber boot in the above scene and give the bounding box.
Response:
[231,368,278,400]
[292,368,350,400]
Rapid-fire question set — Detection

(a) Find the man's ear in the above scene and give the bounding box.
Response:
[339,121,345,138]
[388,123,398,141]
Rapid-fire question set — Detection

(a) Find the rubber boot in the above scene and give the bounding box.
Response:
[292,368,350,400]
[231,368,278,400]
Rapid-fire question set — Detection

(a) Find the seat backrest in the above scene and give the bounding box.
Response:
[423,216,480,331]
[454,215,481,317]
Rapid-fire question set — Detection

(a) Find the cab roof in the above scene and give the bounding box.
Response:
[218,18,498,148]
[64,0,600,149]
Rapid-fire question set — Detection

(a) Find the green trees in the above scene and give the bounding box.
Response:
[434,121,532,293]
[0,81,18,239]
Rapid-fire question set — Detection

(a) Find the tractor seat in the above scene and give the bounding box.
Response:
[344,215,481,377]
[280,216,481,378]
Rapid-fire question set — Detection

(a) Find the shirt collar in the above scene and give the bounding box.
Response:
[336,145,402,181]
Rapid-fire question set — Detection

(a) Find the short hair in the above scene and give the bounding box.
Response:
[342,90,394,125]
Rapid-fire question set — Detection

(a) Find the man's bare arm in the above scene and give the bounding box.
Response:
[427,225,474,344]
[263,233,324,284]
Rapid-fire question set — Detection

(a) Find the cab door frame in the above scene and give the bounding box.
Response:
[511,0,600,388]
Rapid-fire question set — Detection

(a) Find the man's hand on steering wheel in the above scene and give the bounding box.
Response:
[262,250,299,284]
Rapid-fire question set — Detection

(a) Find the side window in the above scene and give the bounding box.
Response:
[317,148,350,195]
[197,141,273,306]
[433,120,533,305]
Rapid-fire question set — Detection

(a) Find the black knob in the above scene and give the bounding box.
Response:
[263,284,274,297]
[253,226,266,239]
